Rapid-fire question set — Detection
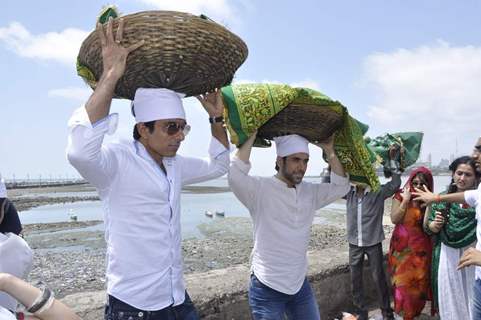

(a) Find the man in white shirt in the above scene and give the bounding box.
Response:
[414,136,481,319]
[228,132,349,319]
[67,18,229,320]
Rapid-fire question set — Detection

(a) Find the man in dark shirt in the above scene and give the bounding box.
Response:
[345,170,401,320]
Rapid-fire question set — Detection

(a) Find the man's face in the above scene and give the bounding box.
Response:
[140,119,187,158]
[278,153,309,185]
[472,137,481,174]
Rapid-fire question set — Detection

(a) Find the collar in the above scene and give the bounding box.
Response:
[134,141,174,168]
[350,185,371,195]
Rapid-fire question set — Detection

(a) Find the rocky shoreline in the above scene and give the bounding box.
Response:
[22,217,369,299]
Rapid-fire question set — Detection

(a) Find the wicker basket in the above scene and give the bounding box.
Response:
[257,104,344,143]
[77,11,248,100]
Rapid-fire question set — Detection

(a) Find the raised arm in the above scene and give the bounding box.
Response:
[413,186,466,205]
[380,172,402,199]
[67,18,143,189]
[196,90,229,149]
[227,132,260,211]
[0,273,80,320]
[313,134,346,177]
[86,17,144,123]
[391,187,410,224]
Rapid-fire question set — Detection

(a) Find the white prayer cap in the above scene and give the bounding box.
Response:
[0,174,6,198]
[132,88,186,123]
[274,134,309,157]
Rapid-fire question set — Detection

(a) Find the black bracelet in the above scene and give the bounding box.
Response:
[27,287,53,313]
[209,116,224,124]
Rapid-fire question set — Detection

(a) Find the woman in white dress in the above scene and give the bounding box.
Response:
[423,156,480,319]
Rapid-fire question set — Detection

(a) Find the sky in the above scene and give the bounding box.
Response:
[1,0,481,180]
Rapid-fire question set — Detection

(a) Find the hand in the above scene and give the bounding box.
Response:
[401,186,411,202]
[412,185,436,204]
[458,247,481,269]
[430,212,445,232]
[196,89,225,117]
[314,134,335,153]
[97,17,144,81]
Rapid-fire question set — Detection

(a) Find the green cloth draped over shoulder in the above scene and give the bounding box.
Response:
[428,197,477,310]
[221,83,380,190]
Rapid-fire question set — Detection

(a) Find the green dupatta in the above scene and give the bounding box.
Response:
[429,196,477,309]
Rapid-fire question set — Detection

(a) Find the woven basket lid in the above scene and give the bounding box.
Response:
[258,104,344,143]
[77,11,248,100]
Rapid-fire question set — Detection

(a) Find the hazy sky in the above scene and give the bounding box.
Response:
[1,0,481,179]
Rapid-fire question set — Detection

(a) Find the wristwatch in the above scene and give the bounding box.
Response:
[209,116,224,124]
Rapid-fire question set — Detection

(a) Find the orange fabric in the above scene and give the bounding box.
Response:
[388,167,433,320]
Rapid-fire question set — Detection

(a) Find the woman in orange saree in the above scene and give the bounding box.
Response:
[388,167,433,320]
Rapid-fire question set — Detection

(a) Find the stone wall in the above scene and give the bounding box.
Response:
[63,246,388,320]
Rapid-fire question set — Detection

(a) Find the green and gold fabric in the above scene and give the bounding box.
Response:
[221,83,380,190]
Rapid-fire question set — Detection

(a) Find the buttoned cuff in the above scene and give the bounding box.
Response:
[232,156,251,174]
[68,106,119,136]
[330,171,349,185]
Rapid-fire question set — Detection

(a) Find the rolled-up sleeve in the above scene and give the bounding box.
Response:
[66,106,119,190]
[465,188,480,208]
[314,172,350,209]
[180,137,230,186]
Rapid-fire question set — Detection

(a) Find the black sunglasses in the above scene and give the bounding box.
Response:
[474,145,481,153]
[163,122,191,136]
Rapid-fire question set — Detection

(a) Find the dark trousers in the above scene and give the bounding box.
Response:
[104,292,199,320]
[349,243,393,320]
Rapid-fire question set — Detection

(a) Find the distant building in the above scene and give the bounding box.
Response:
[437,158,450,169]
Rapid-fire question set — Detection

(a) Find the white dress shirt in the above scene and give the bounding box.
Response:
[228,156,349,294]
[66,106,229,310]
[465,184,481,280]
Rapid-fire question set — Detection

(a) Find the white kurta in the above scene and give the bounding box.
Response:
[228,156,349,294]
[67,106,229,310]
[438,242,475,320]
[466,184,481,280]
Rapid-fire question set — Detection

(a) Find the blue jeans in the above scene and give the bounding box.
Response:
[248,274,321,320]
[104,292,199,320]
[473,279,481,320]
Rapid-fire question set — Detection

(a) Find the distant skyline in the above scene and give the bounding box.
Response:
[1,0,481,179]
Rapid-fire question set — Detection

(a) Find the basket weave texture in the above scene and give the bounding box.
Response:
[77,11,248,99]
[258,104,343,143]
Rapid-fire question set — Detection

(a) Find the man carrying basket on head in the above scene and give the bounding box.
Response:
[67,17,229,320]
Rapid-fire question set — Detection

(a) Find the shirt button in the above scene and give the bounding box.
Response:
[138,312,144,317]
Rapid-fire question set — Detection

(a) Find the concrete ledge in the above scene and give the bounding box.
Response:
[62,246,384,320]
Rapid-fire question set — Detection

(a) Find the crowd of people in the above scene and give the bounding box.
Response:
[2,16,481,320]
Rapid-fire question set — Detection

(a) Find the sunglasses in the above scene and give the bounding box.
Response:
[474,145,481,153]
[412,182,425,187]
[163,122,191,136]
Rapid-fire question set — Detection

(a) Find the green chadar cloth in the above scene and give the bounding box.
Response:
[221,83,380,190]
[366,132,423,173]
[428,197,477,310]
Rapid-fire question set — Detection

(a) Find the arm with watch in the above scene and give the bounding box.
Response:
[196,90,229,149]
